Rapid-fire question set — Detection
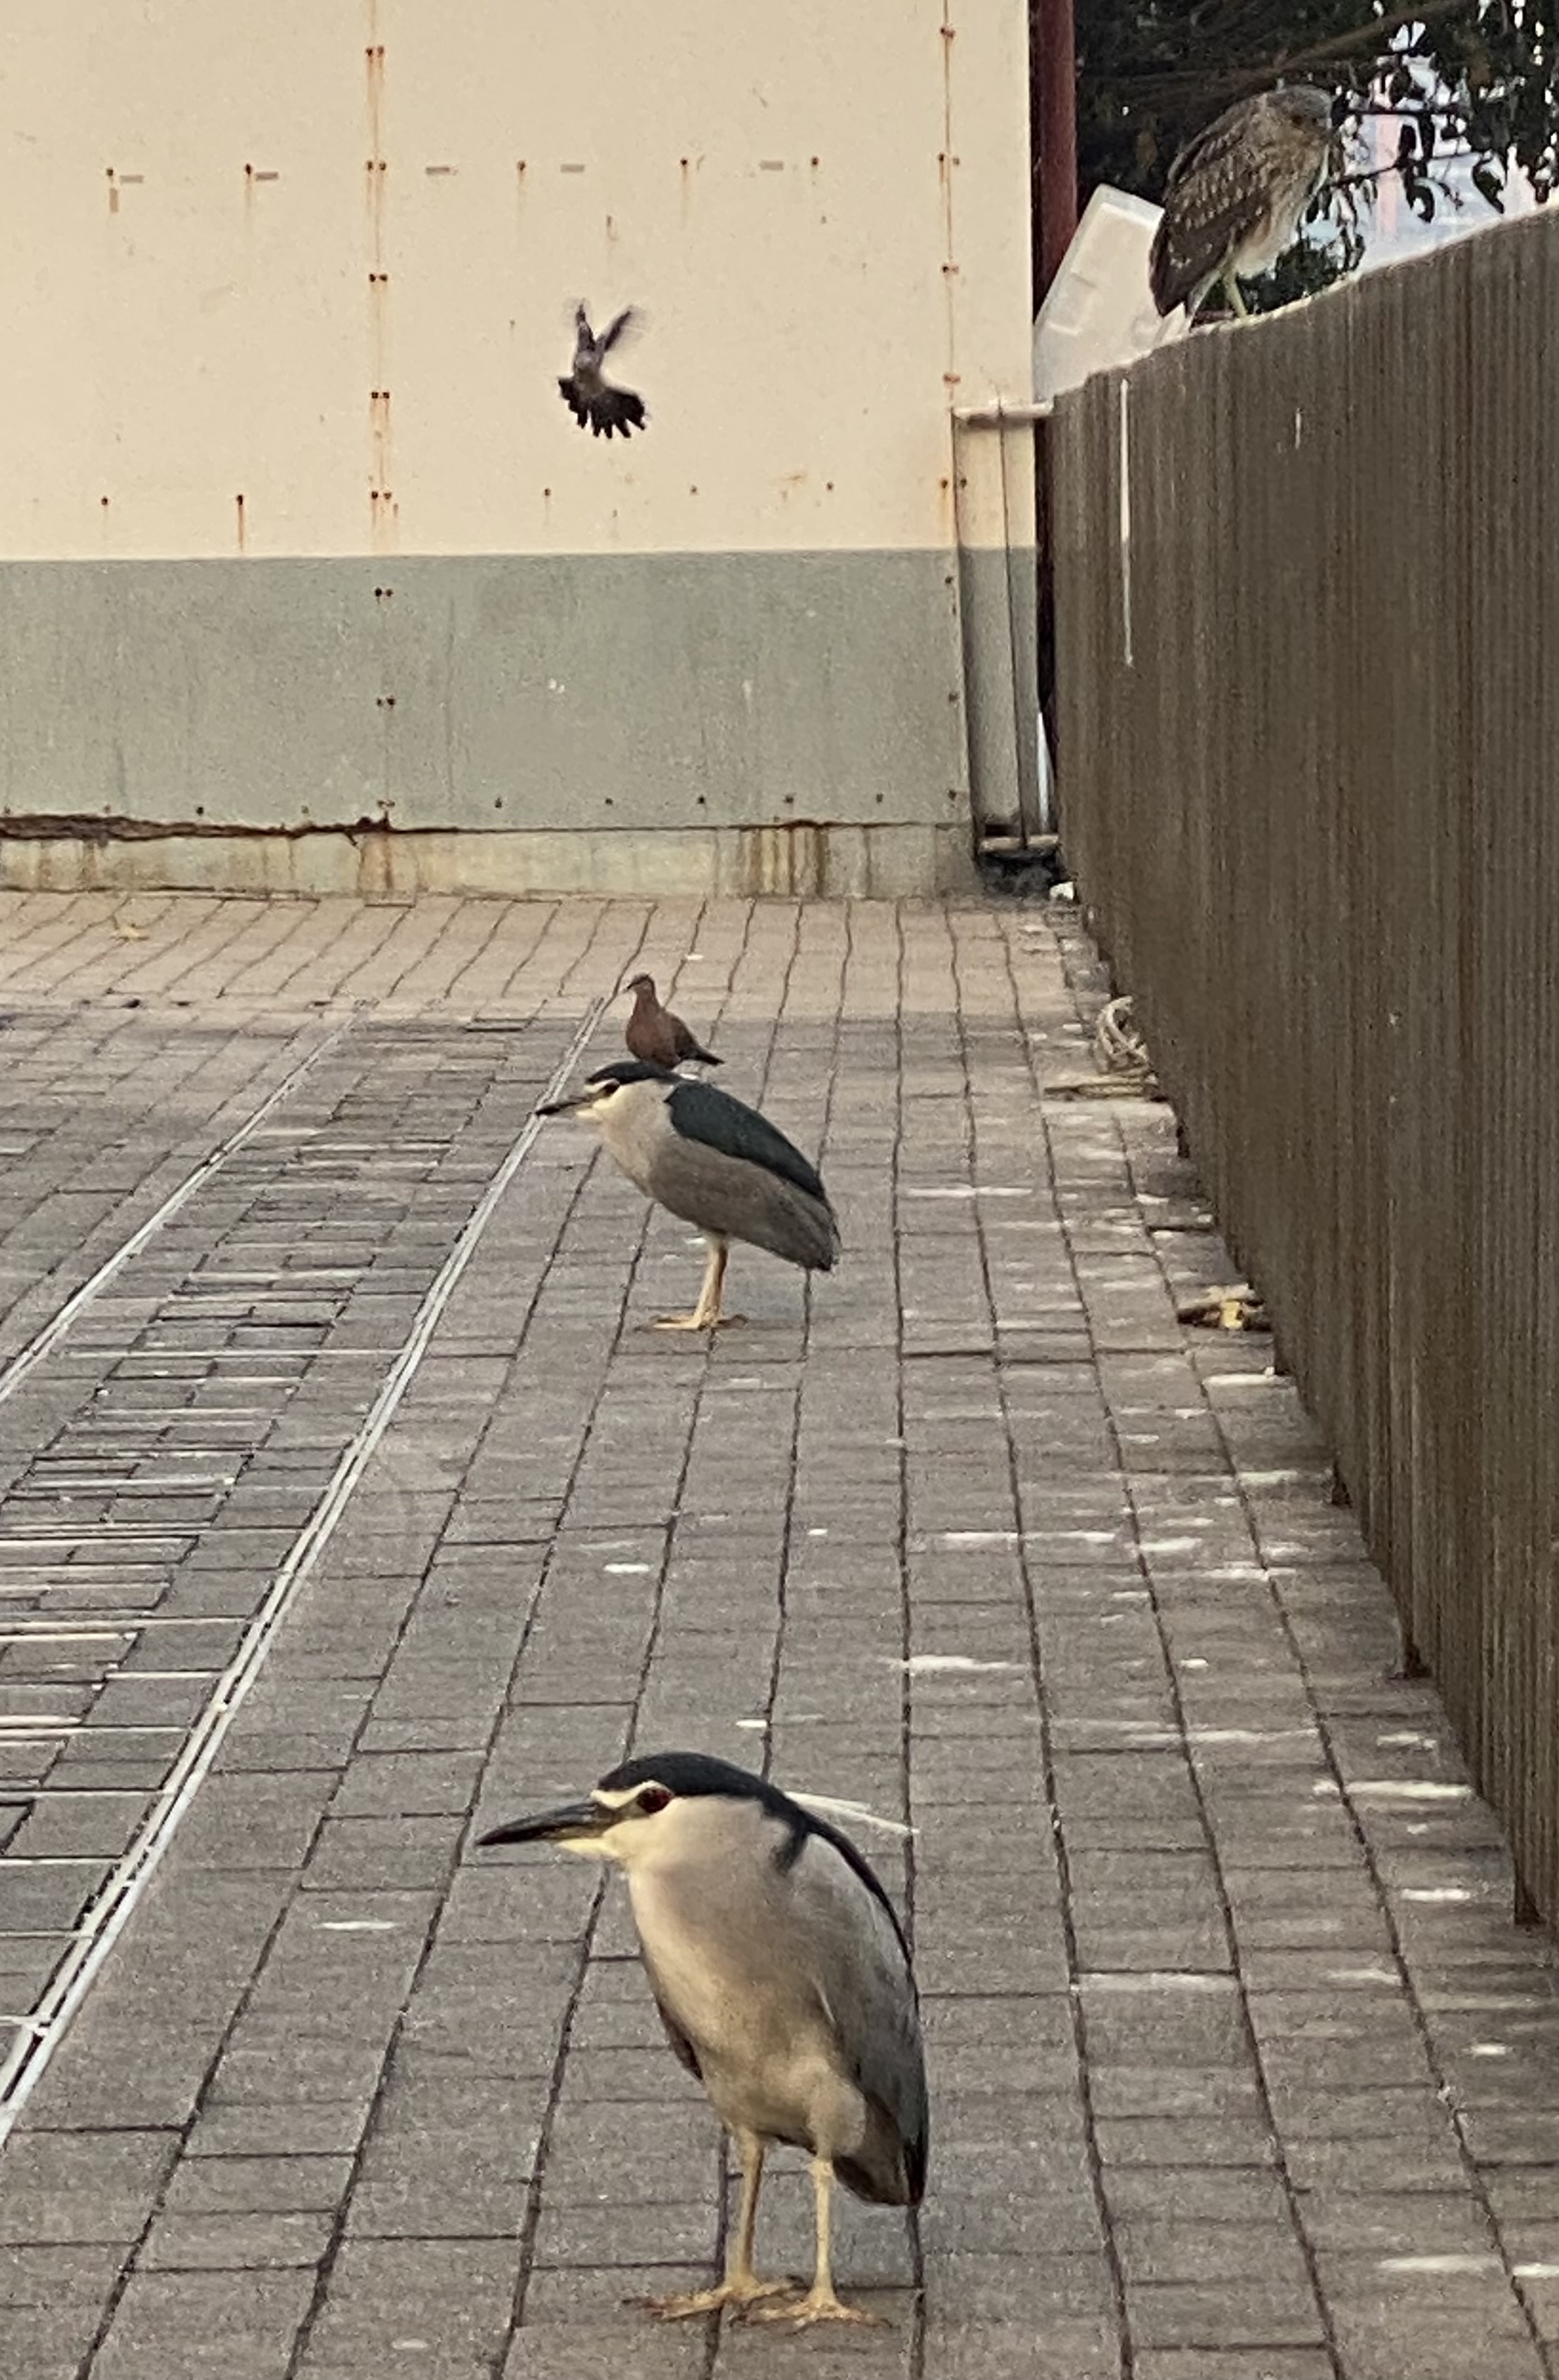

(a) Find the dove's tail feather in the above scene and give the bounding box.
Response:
[558,362,646,439]
[585,385,647,439]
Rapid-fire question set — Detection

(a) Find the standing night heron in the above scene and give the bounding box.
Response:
[536,1060,838,1330]
[1149,85,1334,323]
[478,1751,927,2327]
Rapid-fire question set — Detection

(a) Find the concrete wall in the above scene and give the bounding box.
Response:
[0,0,1034,893]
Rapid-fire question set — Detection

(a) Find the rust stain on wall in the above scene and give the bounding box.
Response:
[365,18,392,545]
[734,820,829,897]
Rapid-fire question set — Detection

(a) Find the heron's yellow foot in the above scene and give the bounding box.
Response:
[649,1311,746,1332]
[639,2276,796,2321]
[742,2286,885,2329]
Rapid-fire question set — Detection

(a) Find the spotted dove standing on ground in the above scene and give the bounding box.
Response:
[624,974,721,1071]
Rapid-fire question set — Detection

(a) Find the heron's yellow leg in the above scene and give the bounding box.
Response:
[653,1240,745,1332]
[640,2136,794,2319]
[744,2159,887,2329]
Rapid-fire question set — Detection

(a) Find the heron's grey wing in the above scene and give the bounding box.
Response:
[646,1126,839,1270]
[665,1079,829,1206]
[783,1827,928,2206]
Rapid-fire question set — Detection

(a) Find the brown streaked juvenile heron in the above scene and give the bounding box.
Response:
[623,972,722,1070]
[478,1751,927,2328]
[1150,85,1335,323]
[535,1060,838,1330]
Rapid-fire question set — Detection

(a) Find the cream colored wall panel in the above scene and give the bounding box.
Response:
[0,1,365,558]
[380,162,957,556]
[943,0,1036,416]
[0,49,107,561]
[0,0,1031,561]
[376,0,962,554]
[87,170,363,559]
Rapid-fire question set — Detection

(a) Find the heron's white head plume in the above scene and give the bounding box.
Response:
[790,1791,917,1842]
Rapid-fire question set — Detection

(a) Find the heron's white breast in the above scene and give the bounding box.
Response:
[593,1078,678,1191]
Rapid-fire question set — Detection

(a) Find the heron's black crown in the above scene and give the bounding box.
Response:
[584,1060,679,1089]
[602,1751,780,1802]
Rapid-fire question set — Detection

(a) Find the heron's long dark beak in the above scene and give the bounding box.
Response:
[533,1093,588,1118]
[477,1798,602,1849]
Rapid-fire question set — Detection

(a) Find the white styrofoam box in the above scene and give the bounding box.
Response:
[1033,186,1186,403]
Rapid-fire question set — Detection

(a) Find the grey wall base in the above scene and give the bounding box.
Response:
[0,546,1032,894]
[0,549,973,819]
[0,820,977,899]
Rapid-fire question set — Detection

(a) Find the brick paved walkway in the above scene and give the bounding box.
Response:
[0,894,1553,2380]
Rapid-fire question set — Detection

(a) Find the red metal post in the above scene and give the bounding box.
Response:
[1034,0,1079,300]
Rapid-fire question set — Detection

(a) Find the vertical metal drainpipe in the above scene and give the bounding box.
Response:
[1034,0,1079,305]
[1033,0,1078,855]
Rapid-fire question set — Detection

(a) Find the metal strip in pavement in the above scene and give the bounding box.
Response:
[0,1026,351,1412]
[0,997,603,2144]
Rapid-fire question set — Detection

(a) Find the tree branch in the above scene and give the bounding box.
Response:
[1107,0,1474,111]
[1269,0,1469,76]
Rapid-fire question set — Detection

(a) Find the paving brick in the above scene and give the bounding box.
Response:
[504,2326,705,2380]
[0,2299,110,2380]
[186,2102,377,2160]
[162,2156,354,2216]
[348,2075,544,2238]
[1112,2220,1314,2285]
[293,2238,518,2380]
[91,2268,315,2380]
[916,2313,1121,2380]
[1133,2357,1335,2380]
[1104,2167,1294,2227]
[0,2130,176,2243]
[1124,2276,1328,2350]
[138,2209,333,2269]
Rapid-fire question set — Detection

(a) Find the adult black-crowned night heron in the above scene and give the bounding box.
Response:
[536,1060,838,1330]
[478,1751,927,2327]
[1150,85,1334,322]
[557,303,647,439]
[624,973,722,1069]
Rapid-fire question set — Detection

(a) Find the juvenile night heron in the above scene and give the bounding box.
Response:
[1150,85,1334,323]
[536,1060,838,1330]
[624,973,722,1070]
[478,1751,927,2327]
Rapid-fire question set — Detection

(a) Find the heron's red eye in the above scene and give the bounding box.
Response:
[637,1785,672,1815]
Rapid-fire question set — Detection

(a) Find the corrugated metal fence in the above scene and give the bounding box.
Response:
[1051,212,1559,1926]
